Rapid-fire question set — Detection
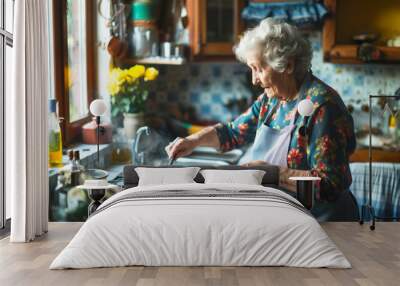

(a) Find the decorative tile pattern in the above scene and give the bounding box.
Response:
[149,62,252,122]
[149,31,400,130]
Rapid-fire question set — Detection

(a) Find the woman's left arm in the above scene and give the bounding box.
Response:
[304,102,356,201]
[244,101,356,196]
[273,102,355,194]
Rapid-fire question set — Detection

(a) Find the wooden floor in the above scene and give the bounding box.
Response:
[0,222,399,286]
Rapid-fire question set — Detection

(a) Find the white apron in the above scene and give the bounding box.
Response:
[238,98,299,167]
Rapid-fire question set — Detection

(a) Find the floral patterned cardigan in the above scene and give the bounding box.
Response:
[215,73,356,202]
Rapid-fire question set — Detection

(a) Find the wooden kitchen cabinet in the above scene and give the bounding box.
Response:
[323,0,400,64]
[186,0,246,58]
[350,148,400,163]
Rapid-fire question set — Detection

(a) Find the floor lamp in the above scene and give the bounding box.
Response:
[359,94,399,230]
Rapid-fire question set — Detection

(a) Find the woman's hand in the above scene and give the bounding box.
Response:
[165,137,198,160]
[279,167,313,193]
[241,160,269,167]
[165,126,221,160]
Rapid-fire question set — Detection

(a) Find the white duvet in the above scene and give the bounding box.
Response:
[50,183,351,269]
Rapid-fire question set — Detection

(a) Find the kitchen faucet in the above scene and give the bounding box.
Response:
[133,126,150,164]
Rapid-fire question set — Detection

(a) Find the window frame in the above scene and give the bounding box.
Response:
[52,0,96,145]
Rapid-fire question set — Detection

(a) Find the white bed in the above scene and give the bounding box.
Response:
[50,183,350,269]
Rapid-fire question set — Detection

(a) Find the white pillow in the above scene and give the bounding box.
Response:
[135,167,201,186]
[200,169,266,185]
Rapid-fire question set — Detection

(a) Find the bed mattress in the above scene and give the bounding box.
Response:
[50,183,350,269]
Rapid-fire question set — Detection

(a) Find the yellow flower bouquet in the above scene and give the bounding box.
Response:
[107,65,159,116]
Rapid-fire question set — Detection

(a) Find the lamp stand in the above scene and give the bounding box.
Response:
[359,95,376,230]
[359,95,400,231]
[96,116,100,169]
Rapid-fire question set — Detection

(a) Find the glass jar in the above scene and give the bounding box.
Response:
[131,0,157,21]
[129,24,158,58]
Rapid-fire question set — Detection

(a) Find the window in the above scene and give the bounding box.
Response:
[53,0,96,145]
[1,0,14,231]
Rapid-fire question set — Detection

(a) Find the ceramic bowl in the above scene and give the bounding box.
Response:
[83,169,109,180]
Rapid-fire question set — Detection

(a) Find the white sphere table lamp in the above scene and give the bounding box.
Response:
[89,99,107,168]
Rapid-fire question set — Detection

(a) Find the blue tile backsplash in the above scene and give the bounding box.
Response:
[149,31,400,130]
[149,62,252,122]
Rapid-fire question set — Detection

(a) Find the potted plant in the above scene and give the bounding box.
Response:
[107,65,159,139]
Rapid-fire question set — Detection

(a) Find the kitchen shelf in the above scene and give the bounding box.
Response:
[325,45,400,64]
[117,57,186,66]
[350,148,400,163]
[323,0,400,64]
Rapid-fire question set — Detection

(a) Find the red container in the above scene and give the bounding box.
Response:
[82,118,113,144]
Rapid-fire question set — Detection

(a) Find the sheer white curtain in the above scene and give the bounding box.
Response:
[7,0,49,242]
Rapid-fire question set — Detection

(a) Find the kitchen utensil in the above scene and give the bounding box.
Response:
[151,42,159,57]
[161,42,172,58]
[101,0,128,59]
[131,25,157,57]
[107,36,128,59]
[168,158,176,165]
[174,44,184,58]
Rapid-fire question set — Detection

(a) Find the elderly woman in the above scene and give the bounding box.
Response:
[166,18,358,221]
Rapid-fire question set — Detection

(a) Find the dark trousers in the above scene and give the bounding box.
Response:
[311,190,360,222]
[278,187,360,222]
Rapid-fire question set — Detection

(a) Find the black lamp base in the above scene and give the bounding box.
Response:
[360,203,400,230]
[359,204,376,231]
[88,188,106,216]
[296,180,314,210]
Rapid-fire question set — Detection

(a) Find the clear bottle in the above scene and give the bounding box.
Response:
[74,151,85,172]
[71,150,84,186]
[62,149,74,186]
[388,114,397,142]
[49,99,63,167]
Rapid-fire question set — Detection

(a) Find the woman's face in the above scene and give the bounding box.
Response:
[247,55,295,100]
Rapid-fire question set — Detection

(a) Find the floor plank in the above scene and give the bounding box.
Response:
[0,222,399,286]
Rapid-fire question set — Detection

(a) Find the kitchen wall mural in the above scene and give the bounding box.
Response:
[148,31,400,132]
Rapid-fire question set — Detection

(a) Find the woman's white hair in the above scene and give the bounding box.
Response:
[234,18,312,82]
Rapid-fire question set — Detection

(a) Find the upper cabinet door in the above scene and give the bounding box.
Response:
[187,0,245,58]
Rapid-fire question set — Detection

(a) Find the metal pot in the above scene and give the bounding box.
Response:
[130,25,158,58]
